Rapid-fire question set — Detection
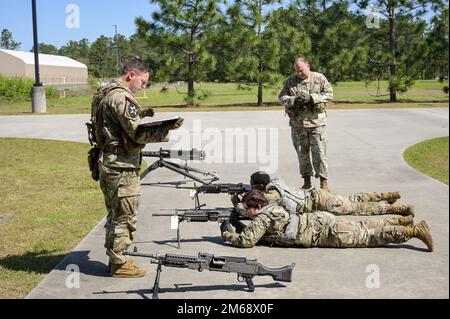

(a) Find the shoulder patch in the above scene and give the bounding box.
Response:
[125,97,140,119]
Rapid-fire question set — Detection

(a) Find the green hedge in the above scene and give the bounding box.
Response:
[0,75,57,101]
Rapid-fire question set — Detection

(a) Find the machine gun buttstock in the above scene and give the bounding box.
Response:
[257,263,295,282]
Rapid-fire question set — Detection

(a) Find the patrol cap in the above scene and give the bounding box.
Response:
[250,171,271,189]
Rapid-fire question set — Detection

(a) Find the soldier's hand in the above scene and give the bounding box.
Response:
[281,95,296,107]
[231,194,240,206]
[140,107,155,118]
[303,94,312,104]
[295,92,309,104]
[220,221,234,235]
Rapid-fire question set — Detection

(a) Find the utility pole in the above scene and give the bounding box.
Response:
[31,0,46,113]
[113,25,120,73]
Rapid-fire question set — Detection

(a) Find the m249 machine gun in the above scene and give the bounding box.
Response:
[140,148,219,184]
[124,247,295,299]
[171,182,252,210]
[153,207,250,248]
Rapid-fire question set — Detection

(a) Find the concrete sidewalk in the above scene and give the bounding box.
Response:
[1,108,448,299]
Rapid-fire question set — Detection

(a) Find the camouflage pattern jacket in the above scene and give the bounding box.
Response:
[99,79,170,169]
[279,72,333,128]
[223,203,294,248]
[222,203,333,248]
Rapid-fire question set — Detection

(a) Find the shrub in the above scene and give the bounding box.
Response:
[45,85,58,99]
[88,75,100,91]
[0,75,58,101]
[0,75,34,101]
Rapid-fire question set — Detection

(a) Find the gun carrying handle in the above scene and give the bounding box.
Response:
[238,274,255,292]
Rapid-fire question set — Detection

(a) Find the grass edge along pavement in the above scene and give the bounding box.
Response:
[404,136,449,185]
[0,80,448,115]
[0,138,148,299]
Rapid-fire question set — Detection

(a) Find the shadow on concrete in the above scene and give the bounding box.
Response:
[383,244,430,253]
[93,282,286,299]
[53,250,110,277]
[0,250,66,275]
[152,236,229,249]
[140,180,192,188]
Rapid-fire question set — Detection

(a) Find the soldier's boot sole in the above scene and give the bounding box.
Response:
[111,270,146,278]
[414,220,433,252]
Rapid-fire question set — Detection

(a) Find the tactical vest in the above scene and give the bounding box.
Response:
[89,84,126,149]
[257,202,300,246]
[286,72,328,128]
[265,179,308,213]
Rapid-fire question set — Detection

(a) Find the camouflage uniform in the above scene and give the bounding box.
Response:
[222,204,413,248]
[265,179,391,216]
[299,188,392,216]
[279,72,333,180]
[97,79,171,266]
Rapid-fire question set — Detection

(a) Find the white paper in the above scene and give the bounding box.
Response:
[171,216,179,230]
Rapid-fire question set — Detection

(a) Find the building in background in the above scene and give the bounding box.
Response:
[0,49,88,91]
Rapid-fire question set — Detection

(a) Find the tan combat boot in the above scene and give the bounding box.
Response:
[381,192,401,204]
[396,215,414,226]
[111,259,146,278]
[411,221,433,252]
[386,204,415,217]
[320,178,330,192]
[301,176,312,190]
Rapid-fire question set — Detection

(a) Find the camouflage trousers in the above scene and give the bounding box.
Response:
[296,211,411,248]
[301,188,390,216]
[99,164,141,265]
[291,125,328,179]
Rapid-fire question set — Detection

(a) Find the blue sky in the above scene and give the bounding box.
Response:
[0,0,158,51]
[0,0,441,52]
[0,0,283,52]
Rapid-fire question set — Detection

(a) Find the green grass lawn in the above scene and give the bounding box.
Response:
[0,80,448,115]
[0,138,150,298]
[404,136,449,185]
[0,138,107,298]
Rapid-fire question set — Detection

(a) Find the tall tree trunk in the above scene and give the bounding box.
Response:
[389,6,397,102]
[188,53,195,104]
[257,58,264,106]
[258,81,263,106]
[256,1,263,107]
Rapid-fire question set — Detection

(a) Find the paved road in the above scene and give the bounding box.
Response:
[1,108,448,299]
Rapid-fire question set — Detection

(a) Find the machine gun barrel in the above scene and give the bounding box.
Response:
[142,148,206,161]
[192,183,251,194]
[153,208,246,222]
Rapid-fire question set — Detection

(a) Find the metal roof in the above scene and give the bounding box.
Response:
[0,49,87,69]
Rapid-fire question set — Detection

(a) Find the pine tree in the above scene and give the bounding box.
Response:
[356,0,445,101]
[136,0,222,105]
[0,29,21,50]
